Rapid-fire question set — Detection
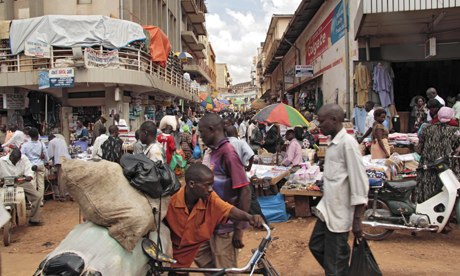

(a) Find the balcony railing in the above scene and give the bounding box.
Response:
[363,0,460,14]
[0,42,198,98]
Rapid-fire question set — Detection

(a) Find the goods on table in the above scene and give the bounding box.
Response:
[35,221,172,275]
[61,159,169,251]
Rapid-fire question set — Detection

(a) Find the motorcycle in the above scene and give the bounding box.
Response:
[362,156,460,240]
[0,176,28,246]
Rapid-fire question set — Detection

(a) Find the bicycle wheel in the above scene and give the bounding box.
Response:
[259,256,280,276]
[3,221,11,246]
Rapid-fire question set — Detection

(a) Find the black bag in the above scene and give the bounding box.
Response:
[120,154,180,198]
[348,238,382,276]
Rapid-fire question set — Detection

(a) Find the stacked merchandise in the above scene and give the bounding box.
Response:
[388,133,419,154]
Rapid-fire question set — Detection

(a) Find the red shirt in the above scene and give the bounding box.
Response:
[431,117,459,127]
[166,186,233,268]
[157,133,176,164]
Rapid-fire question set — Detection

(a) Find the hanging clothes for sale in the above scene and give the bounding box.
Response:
[373,63,394,108]
[354,62,371,106]
[353,106,367,134]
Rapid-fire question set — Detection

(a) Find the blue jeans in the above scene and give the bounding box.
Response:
[309,219,350,276]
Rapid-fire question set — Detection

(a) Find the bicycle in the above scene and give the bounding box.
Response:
[143,223,280,276]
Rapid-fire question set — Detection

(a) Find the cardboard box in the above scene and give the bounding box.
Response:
[391,147,412,155]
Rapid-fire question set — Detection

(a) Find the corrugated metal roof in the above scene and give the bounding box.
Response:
[264,0,324,75]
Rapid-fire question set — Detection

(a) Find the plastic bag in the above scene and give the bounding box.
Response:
[192,144,201,159]
[348,238,382,276]
[120,154,180,198]
[257,193,290,223]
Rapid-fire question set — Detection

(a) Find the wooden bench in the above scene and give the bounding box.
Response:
[281,189,322,217]
[251,170,290,196]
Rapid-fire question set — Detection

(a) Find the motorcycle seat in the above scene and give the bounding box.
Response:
[387,180,417,193]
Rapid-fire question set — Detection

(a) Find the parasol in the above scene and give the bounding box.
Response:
[253,103,309,127]
[251,99,268,110]
[174,51,193,61]
[200,95,215,110]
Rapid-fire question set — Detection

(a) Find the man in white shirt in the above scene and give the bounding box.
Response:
[246,120,256,144]
[91,126,108,159]
[237,118,247,139]
[426,87,445,121]
[0,148,43,226]
[2,125,28,149]
[452,93,460,120]
[139,121,164,163]
[48,134,71,200]
[225,126,254,171]
[309,104,369,275]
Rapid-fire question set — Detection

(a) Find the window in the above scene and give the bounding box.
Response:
[77,0,92,4]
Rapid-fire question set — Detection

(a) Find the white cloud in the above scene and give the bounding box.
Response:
[206,0,302,84]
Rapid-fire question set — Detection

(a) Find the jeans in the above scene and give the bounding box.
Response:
[308,219,350,276]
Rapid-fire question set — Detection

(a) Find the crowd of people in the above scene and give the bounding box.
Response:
[1,86,459,275]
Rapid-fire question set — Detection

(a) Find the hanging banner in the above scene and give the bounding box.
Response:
[295,65,314,77]
[38,71,50,90]
[84,48,119,68]
[24,41,51,58]
[305,0,345,65]
[49,68,75,88]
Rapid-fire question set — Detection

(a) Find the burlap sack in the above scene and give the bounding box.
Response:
[61,159,169,251]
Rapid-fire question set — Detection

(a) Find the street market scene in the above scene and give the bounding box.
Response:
[0,0,460,275]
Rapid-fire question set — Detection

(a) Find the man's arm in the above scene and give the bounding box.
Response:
[358,127,372,144]
[352,204,366,238]
[228,207,263,228]
[233,185,251,248]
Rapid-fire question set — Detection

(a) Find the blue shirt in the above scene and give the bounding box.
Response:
[21,140,49,166]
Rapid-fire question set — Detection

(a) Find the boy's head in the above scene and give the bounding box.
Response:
[185,164,214,200]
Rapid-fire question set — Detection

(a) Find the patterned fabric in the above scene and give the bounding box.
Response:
[413,105,428,132]
[414,123,460,203]
[101,136,123,163]
[179,132,193,162]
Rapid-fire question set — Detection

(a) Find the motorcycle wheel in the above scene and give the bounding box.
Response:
[362,199,394,241]
[3,221,11,246]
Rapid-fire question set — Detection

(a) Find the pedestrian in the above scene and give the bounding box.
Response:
[100,125,123,163]
[133,129,145,154]
[195,113,251,270]
[415,106,460,204]
[179,125,193,163]
[249,122,265,153]
[157,125,176,165]
[139,121,164,162]
[262,122,281,154]
[426,87,445,121]
[225,126,254,171]
[165,164,263,268]
[281,129,302,167]
[21,127,49,205]
[0,148,43,226]
[412,96,428,133]
[452,93,460,120]
[2,124,28,149]
[47,134,71,201]
[0,124,6,145]
[308,104,369,276]
[370,108,391,159]
[428,99,458,127]
[91,126,108,159]
[92,115,107,145]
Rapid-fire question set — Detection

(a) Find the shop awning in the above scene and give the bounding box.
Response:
[354,2,460,44]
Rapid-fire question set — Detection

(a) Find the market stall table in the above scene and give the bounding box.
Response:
[248,165,291,196]
[280,188,322,217]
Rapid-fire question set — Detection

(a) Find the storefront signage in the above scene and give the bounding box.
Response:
[84,48,119,68]
[38,71,50,90]
[49,68,75,88]
[295,65,314,77]
[5,92,25,110]
[25,41,51,58]
[305,0,345,65]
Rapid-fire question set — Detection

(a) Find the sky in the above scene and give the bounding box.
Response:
[206,0,302,85]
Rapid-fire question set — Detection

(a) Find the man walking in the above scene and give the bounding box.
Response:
[195,113,251,270]
[308,104,369,275]
[101,125,123,163]
[92,115,107,145]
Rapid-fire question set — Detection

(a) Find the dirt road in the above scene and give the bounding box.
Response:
[1,200,459,275]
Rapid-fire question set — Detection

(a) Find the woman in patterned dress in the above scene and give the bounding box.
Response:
[414,107,460,203]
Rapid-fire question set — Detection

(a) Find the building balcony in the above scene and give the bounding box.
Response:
[0,44,198,101]
[183,59,212,84]
[181,31,206,58]
[362,0,459,14]
[181,0,207,14]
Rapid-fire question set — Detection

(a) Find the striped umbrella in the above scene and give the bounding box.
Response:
[253,103,309,127]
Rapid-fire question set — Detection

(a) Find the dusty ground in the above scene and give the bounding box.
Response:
[1,200,460,276]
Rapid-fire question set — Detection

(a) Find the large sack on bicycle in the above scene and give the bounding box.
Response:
[61,158,169,251]
[34,221,172,276]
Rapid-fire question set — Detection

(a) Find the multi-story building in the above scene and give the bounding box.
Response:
[260,0,460,132]
[0,0,214,140]
[253,42,265,98]
[216,63,232,94]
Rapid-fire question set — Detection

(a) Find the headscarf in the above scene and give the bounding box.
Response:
[182,125,190,133]
[438,106,455,123]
